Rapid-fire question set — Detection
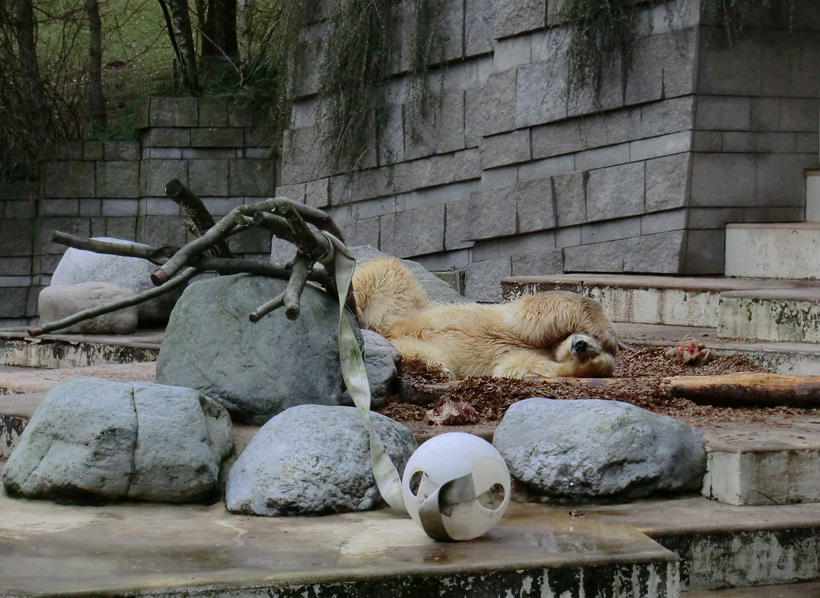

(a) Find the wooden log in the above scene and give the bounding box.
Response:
[165,179,234,258]
[662,372,820,408]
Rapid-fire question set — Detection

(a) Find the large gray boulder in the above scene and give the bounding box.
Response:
[156,274,364,424]
[3,377,233,503]
[494,398,706,501]
[38,282,139,334]
[226,404,416,516]
[355,329,400,407]
[51,239,182,326]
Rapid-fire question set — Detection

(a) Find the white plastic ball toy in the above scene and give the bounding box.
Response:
[401,432,511,541]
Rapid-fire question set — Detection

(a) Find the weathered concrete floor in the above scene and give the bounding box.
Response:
[0,490,677,597]
[3,487,820,597]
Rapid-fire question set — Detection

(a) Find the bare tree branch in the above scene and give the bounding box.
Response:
[50,230,334,288]
[29,267,200,337]
[32,182,354,333]
[165,178,234,258]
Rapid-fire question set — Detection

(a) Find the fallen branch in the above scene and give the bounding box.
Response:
[29,267,199,336]
[662,372,820,408]
[51,231,334,288]
[272,198,332,261]
[249,255,313,322]
[165,178,234,258]
[51,232,177,265]
[31,182,353,335]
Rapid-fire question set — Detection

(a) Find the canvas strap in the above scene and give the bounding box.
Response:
[322,233,408,515]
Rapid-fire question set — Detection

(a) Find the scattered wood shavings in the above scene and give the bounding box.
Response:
[377,347,820,427]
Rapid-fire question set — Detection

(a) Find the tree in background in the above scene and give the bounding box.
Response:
[87,0,107,133]
[200,0,237,61]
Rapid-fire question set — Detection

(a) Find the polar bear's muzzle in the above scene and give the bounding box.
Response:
[569,334,601,360]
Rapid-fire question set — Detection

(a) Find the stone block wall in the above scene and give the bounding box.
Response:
[688,2,820,273]
[277,0,820,300]
[0,181,39,324]
[0,97,276,325]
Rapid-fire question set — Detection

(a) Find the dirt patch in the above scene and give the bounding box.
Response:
[377,347,820,427]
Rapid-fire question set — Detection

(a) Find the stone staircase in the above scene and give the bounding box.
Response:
[502,221,820,372]
[3,223,820,597]
[502,220,820,517]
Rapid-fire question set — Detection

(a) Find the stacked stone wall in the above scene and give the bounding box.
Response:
[2,0,819,321]
[0,97,276,325]
[688,2,820,273]
[277,0,820,300]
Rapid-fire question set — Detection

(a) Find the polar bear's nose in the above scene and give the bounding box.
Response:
[573,339,588,354]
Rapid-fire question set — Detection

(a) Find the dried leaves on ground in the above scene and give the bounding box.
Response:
[377,347,820,427]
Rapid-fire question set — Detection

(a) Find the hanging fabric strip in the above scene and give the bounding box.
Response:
[323,233,408,515]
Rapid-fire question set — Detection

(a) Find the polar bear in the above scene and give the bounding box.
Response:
[352,257,617,380]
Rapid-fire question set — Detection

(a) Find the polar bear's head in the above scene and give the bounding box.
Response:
[556,333,616,377]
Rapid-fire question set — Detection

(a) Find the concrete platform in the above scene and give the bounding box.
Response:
[725,223,820,280]
[0,329,161,368]
[0,491,680,598]
[3,486,820,597]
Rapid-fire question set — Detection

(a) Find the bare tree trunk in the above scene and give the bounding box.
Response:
[237,0,251,70]
[158,0,200,93]
[86,0,107,134]
[14,0,47,132]
[202,0,237,59]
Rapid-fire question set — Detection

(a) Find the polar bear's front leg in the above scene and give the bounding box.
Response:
[390,337,454,379]
[491,350,570,379]
[493,334,616,379]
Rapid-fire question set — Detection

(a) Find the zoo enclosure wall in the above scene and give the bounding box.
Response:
[0,0,819,324]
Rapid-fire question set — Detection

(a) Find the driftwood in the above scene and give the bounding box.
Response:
[165,179,234,258]
[662,372,820,408]
[24,181,350,336]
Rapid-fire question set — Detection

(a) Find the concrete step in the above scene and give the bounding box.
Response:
[725,223,820,280]
[0,493,681,598]
[0,330,161,368]
[5,486,820,597]
[699,416,820,506]
[719,288,820,343]
[502,275,820,345]
[589,499,820,593]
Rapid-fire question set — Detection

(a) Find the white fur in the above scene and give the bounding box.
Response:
[353,258,617,380]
